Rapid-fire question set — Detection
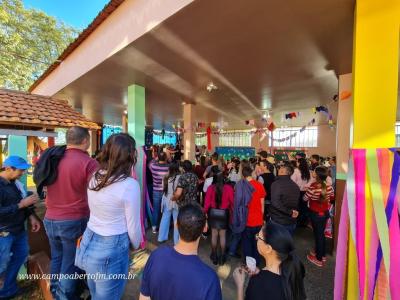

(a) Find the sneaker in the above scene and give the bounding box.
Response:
[325,232,333,239]
[309,250,326,262]
[152,227,158,234]
[307,254,323,267]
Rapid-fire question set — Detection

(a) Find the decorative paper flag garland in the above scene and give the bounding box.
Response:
[334,149,400,300]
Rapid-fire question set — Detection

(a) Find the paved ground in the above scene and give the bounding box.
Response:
[123,227,335,300]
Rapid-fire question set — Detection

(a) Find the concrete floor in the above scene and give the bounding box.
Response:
[123,227,335,300]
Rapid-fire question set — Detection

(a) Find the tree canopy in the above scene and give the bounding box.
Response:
[0,0,79,91]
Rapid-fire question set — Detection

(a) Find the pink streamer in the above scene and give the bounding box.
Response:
[367,208,379,300]
[353,149,366,299]
[334,189,350,300]
[389,201,400,298]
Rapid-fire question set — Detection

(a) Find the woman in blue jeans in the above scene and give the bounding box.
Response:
[75,133,142,299]
[158,162,181,244]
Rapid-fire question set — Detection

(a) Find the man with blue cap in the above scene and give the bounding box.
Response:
[0,156,41,299]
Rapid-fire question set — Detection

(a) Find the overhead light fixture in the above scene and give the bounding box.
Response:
[206,82,218,92]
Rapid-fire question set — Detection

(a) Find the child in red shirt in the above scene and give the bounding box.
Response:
[304,166,334,267]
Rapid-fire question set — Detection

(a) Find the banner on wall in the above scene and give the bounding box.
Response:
[273,149,307,161]
[215,146,256,160]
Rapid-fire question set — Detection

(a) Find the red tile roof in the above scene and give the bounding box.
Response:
[29,0,126,92]
[0,89,100,129]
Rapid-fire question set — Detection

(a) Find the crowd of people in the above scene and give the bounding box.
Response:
[0,126,336,300]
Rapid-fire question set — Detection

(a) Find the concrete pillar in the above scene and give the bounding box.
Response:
[352,1,398,149]
[127,85,146,146]
[334,73,353,250]
[8,135,28,186]
[122,114,128,133]
[88,130,97,156]
[338,1,399,299]
[183,103,195,161]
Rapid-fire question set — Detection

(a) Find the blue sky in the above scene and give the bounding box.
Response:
[23,0,110,29]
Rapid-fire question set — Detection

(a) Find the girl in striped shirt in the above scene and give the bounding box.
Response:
[304,166,334,267]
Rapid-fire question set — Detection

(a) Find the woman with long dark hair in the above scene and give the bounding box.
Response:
[204,171,234,265]
[291,158,311,227]
[158,162,181,244]
[304,166,334,267]
[233,221,306,300]
[75,133,142,299]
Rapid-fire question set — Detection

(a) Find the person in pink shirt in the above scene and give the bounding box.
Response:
[204,172,234,266]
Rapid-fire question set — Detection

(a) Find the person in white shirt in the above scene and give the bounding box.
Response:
[291,158,312,227]
[75,133,142,299]
[203,165,220,193]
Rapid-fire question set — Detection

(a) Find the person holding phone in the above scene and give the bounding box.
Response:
[0,156,41,299]
[233,221,306,300]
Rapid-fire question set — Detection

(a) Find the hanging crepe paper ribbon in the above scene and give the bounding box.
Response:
[353,150,366,300]
[334,184,350,300]
[340,90,352,100]
[206,126,212,151]
[334,149,400,300]
[131,146,148,249]
[371,149,400,299]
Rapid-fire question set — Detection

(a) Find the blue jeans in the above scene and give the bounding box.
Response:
[44,218,88,300]
[152,190,163,228]
[283,223,297,236]
[242,226,262,265]
[75,228,130,300]
[158,203,179,244]
[0,231,29,298]
[270,219,297,236]
[309,211,329,261]
[228,231,241,256]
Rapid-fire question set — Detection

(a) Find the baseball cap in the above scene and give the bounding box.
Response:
[3,156,31,170]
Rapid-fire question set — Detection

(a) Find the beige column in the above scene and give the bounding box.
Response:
[183,103,195,161]
[122,114,128,133]
[88,130,97,156]
[336,73,353,180]
[334,73,353,249]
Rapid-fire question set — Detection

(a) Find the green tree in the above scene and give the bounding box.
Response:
[0,0,79,91]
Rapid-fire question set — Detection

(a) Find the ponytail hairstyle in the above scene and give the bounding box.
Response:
[315,166,328,204]
[213,172,225,209]
[298,158,311,182]
[163,162,181,196]
[263,222,306,300]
